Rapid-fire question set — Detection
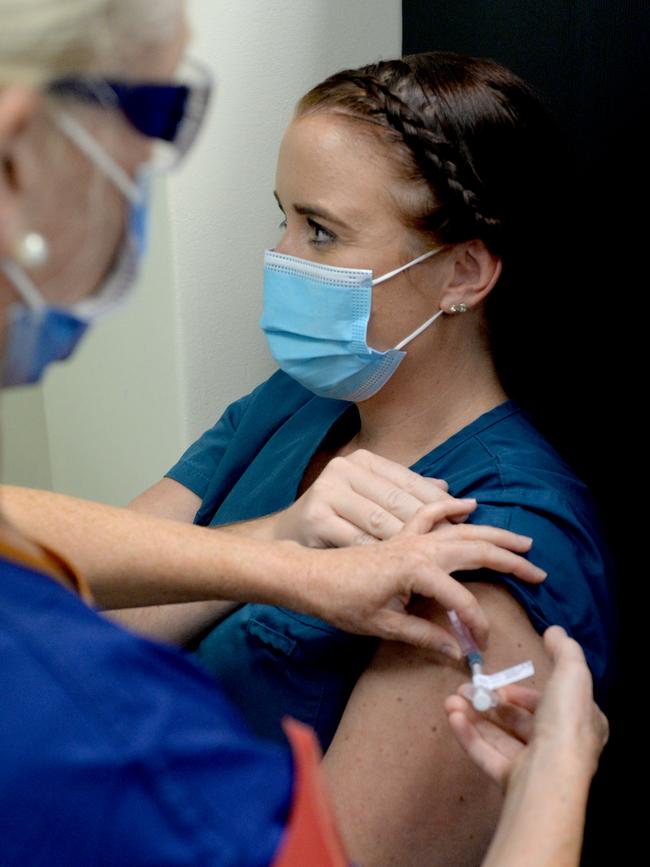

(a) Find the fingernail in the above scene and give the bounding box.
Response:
[441,643,462,661]
[460,498,477,506]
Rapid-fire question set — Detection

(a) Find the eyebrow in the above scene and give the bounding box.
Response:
[273,191,353,231]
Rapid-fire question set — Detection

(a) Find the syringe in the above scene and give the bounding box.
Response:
[447,609,536,713]
[447,610,495,712]
[447,609,483,670]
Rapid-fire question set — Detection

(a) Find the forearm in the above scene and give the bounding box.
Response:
[483,746,592,867]
[0,485,307,611]
[107,599,238,644]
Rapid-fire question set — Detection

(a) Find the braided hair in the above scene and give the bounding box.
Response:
[298,52,563,254]
[296,53,581,473]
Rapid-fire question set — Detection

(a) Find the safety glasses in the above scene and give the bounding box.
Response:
[46,56,213,173]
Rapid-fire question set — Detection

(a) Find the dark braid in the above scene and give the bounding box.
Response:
[297,53,561,260]
[344,68,501,237]
[298,59,505,248]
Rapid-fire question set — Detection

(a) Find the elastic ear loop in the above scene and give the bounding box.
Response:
[394,307,445,350]
[370,247,446,351]
[53,111,141,203]
[0,259,46,310]
[371,247,442,286]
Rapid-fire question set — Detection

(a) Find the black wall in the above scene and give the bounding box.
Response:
[403,1,647,859]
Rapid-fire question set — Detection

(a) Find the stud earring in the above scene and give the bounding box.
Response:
[449,303,468,314]
[12,231,50,270]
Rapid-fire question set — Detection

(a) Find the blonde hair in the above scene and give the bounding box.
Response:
[0,0,182,86]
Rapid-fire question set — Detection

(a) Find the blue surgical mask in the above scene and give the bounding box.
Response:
[0,117,151,388]
[261,247,445,402]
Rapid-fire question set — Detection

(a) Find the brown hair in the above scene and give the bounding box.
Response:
[298,51,563,255]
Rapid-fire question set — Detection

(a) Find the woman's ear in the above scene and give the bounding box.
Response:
[439,240,502,312]
[0,86,40,257]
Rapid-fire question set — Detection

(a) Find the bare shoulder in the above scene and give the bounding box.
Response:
[322,583,551,867]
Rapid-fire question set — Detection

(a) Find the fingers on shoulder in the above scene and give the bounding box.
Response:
[348,449,448,497]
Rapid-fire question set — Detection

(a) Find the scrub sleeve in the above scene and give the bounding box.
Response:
[0,545,349,866]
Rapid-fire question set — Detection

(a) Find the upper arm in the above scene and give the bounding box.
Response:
[112,390,258,638]
[129,389,250,523]
[321,583,552,867]
[164,389,253,506]
[109,481,212,639]
[128,477,201,523]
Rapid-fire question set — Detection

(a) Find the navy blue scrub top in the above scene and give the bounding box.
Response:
[0,554,293,867]
[166,371,617,749]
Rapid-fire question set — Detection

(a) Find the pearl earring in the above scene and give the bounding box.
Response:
[13,231,50,270]
[449,303,468,314]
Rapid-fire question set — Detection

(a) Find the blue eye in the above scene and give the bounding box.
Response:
[308,217,336,246]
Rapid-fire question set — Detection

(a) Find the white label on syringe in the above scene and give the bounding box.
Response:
[473,660,535,690]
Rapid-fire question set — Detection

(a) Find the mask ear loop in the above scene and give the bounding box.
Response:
[370,246,446,351]
[371,247,443,286]
[0,259,47,310]
[394,307,445,351]
[53,111,141,203]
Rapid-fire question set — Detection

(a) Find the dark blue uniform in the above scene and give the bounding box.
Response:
[0,553,294,866]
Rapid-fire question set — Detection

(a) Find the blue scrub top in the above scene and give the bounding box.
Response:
[166,371,617,749]
[0,555,293,866]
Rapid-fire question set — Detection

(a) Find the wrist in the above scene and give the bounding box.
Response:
[504,739,594,820]
[221,535,316,610]
[254,542,339,621]
[522,735,600,788]
[484,743,593,867]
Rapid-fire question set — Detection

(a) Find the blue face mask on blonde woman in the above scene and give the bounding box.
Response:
[0,57,211,386]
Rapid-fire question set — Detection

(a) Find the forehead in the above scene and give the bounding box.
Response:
[107,9,189,80]
[276,113,401,215]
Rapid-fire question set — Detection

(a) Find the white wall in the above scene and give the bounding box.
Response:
[39,183,184,505]
[1,385,52,490]
[2,0,401,506]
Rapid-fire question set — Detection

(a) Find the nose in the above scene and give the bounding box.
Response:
[273,231,291,256]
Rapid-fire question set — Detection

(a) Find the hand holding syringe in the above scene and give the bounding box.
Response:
[447,609,535,712]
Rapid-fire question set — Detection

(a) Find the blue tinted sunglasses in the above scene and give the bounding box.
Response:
[46,56,213,168]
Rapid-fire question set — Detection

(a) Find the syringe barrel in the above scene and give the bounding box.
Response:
[447,610,482,662]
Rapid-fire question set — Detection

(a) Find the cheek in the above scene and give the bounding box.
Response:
[366,276,424,349]
[36,167,127,306]
[366,282,402,349]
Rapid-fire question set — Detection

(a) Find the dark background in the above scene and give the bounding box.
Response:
[403,1,647,859]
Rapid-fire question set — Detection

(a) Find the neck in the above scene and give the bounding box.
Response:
[344,321,508,466]
[0,430,45,561]
[0,510,42,558]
